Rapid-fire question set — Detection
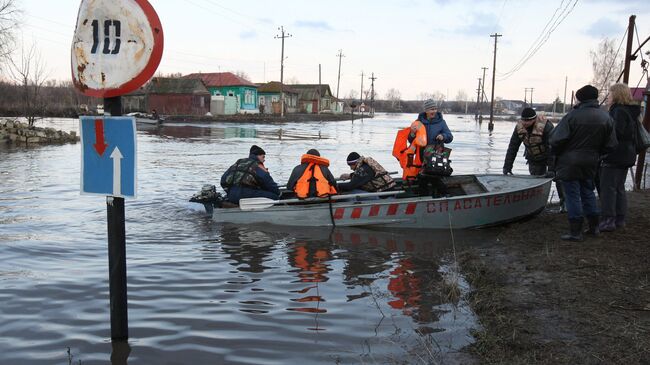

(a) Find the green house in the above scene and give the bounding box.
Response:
[184,72,258,113]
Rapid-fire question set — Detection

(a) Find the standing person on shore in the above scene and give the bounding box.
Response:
[503,107,555,176]
[503,107,565,210]
[549,85,617,241]
[220,145,280,204]
[286,149,338,198]
[598,83,642,232]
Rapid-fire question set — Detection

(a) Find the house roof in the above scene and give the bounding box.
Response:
[183,72,257,88]
[257,81,298,94]
[289,84,333,100]
[146,77,210,94]
[631,87,647,102]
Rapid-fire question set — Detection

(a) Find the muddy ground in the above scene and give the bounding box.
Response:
[459,190,650,364]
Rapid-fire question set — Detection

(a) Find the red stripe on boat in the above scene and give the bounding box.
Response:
[334,208,345,220]
[387,204,399,215]
[405,203,417,215]
[351,207,363,219]
[369,205,380,217]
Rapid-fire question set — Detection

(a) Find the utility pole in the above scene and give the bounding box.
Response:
[480,67,488,113]
[488,33,502,131]
[623,15,636,84]
[563,76,568,114]
[530,87,534,107]
[475,77,482,120]
[318,64,322,115]
[369,72,377,117]
[524,88,529,106]
[336,49,344,99]
[359,71,364,103]
[275,26,292,117]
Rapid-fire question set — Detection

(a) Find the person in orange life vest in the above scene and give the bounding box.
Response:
[286,149,338,198]
[393,99,453,179]
[220,144,280,204]
[338,152,396,194]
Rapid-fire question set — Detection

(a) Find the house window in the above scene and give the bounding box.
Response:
[227,91,234,97]
[244,90,253,105]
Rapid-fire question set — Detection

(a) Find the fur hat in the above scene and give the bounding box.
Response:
[521,107,537,120]
[346,152,361,164]
[575,85,599,102]
[249,145,266,156]
[423,99,438,111]
[306,148,320,156]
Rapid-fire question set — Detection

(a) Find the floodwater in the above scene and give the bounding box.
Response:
[1,114,534,364]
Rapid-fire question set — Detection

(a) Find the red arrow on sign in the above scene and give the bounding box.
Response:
[93,119,108,156]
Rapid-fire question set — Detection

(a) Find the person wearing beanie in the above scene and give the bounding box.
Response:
[502,107,555,176]
[286,149,338,198]
[220,144,279,204]
[394,99,453,178]
[549,84,618,241]
[337,152,396,193]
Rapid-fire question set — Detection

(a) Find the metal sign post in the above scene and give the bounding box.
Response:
[72,0,163,341]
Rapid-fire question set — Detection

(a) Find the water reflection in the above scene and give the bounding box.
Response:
[138,123,327,141]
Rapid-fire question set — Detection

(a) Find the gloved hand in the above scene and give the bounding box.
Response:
[545,170,556,179]
[502,167,512,175]
[339,173,351,180]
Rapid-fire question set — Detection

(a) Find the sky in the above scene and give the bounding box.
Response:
[11,0,650,103]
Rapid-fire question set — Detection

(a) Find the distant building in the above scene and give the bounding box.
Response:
[122,77,210,116]
[500,99,526,115]
[291,84,339,114]
[256,81,299,114]
[184,72,258,114]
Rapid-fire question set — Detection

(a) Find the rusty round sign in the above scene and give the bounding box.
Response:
[71,0,164,98]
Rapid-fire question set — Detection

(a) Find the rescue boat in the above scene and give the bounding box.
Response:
[190,174,552,229]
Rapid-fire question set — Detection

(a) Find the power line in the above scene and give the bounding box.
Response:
[498,0,578,80]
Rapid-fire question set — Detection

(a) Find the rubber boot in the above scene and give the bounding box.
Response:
[561,218,584,241]
[615,215,626,229]
[598,216,616,232]
[584,215,600,236]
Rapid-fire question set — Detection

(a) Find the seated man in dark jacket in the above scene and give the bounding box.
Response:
[286,149,338,198]
[549,85,617,241]
[338,152,396,194]
[220,145,280,204]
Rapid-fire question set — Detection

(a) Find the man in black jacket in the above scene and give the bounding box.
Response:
[549,85,618,241]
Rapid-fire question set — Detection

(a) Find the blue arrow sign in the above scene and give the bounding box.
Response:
[80,116,136,198]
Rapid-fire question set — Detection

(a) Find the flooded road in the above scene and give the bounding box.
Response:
[1,114,526,364]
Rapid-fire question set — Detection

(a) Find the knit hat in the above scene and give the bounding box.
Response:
[575,85,598,102]
[346,152,361,165]
[423,99,438,111]
[249,145,266,156]
[306,148,320,156]
[521,107,537,120]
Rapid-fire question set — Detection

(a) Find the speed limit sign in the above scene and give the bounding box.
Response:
[71,0,164,97]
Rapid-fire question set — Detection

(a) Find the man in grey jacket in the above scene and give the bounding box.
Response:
[549,85,617,241]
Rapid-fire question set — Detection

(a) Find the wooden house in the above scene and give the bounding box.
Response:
[291,84,338,114]
[184,72,258,114]
[256,81,299,114]
[147,77,211,116]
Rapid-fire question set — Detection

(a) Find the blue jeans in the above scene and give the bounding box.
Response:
[561,180,600,220]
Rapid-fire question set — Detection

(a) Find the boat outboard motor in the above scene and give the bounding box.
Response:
[189,184,224,215]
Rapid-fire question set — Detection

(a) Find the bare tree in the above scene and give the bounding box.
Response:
[385,88,401,107]
[285,76,300,85]
[346,89,358,100]
[417,92,433,101]
[234,70,251,81]
[0,0,19,66]
[590,37,624,102]
[455,89,468,102]
[8,42,48,127]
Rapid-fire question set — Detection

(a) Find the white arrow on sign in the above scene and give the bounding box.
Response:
[110,147,123,196]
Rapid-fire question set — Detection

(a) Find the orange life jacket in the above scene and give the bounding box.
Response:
[294,154,338,198]
[392,125,425,179]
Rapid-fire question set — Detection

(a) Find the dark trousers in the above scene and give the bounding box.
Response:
[599,167,628,217]
[529,163,564,204]
[562,179,600,220]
